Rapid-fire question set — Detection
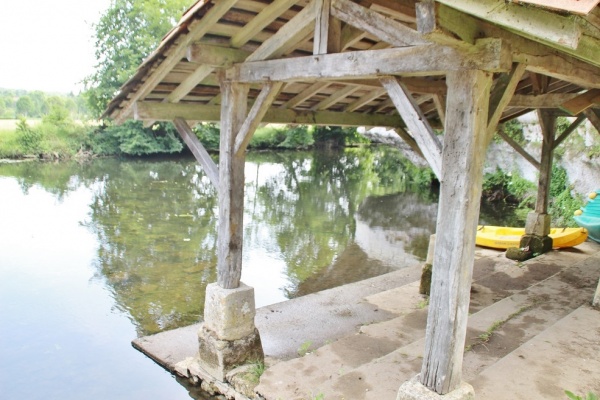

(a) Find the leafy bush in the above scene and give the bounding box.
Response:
[278,125,313,149]
[313,126,368,147]
[193,123,220,150]
[89,121,183,156]
[548,165,584,227]
[16,117,44,154]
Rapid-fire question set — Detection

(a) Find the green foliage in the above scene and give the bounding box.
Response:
[16,96,34,117]
[278,125,313,149]
[0,89,88,119]
[83,0,189,117]
[497,119,525,145]
[482,168,536,206]
[91,121,183,156]
[244,360,266,384]
[193,123,220,150]
[313,126,368,147]
[16,117,44,154]
[298,340,313,356]
[548,165,584,227]
[249,125,287,149]
[565,391,598,400]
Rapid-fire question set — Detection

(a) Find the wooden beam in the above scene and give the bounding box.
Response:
[487,63,526,143]
[311,85,360,110]
[228,39,511,83]
[553,115,586,150]
[429,3,600,89]
[314,0,331,55]
[281,82,330,108]
[561,89,600,115]
[331,0,428,46]
[392,127,425,159]
[344,88,387,112]
[584,108,600,133]
[112,0,239,123]
[340,23,366,50]
[230,0,298,48]
[381,76,442,179]
[432,94,446,127]
[496,129,541,170]
[508,93,581,109]
[166,65,215,103]
[234,82,284,155]
[436,0,582,50]
[420,69,493,395]
[187,43,251,67]
[535,110,556,214]
[327,15,342,53]
[133,101,404,127]
[172,118,219,188]
[217,80,249,289]
[246,0,318,62]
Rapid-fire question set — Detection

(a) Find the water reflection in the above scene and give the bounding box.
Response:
[0,148,523,399]
[1,148,443,338]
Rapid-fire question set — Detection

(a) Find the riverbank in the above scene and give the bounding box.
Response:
[135,240,600,400]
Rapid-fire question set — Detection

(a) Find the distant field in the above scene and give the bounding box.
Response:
[0,119,41,131]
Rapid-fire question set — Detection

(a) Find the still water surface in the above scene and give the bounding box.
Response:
[0,147,520,399]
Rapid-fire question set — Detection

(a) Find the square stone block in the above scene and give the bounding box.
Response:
[204,282,256,341]
[197,323,264,382]
[397,375,474,400]
[525,212,551,237]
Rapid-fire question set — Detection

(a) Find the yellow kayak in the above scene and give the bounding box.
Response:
[476,226,588,250]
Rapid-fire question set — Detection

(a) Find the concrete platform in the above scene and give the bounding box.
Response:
[133,241,600,400]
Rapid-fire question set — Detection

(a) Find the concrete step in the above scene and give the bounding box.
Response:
[471,305,600,400]
[256,246,600,400]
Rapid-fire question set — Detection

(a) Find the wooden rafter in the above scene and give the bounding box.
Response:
[246,0,318,62]
[133,101,404,127]
[230,0,298,48]
[311,85,360,110]
[112,0,239,123]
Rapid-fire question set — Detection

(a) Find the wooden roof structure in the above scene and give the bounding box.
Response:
[105,0,600,397]
[105,0,600,133]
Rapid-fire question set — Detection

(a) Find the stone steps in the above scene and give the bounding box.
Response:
[255,243,600,400]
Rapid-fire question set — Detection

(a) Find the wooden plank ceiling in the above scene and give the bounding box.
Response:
[104,0,600,129]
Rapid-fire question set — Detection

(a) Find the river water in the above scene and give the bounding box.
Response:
[0,147,521,399]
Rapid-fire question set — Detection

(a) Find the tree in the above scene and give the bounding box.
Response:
[83,0,190,156]
[16,96,34,117]
[84,0,190,117]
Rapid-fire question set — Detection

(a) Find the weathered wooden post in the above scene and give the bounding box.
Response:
[197,78,264,381]
[520,110,556,254]
[398,69,492,399]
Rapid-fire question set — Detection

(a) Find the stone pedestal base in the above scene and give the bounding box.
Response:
[397,376,474,400]
[197,282,264,381]
[519,234,553,255]
[197,324,264,381]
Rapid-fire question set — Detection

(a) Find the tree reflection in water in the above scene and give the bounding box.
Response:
[2,147,445,337]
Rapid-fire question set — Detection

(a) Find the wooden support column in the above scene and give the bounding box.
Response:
[520,110,556,249]
[534,110,556,216]
[217,79,249,289]
[419,69,492,395]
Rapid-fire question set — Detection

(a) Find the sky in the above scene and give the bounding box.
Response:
[0,0,111,94]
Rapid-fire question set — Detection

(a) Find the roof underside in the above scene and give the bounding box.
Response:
[105,0,600,129]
